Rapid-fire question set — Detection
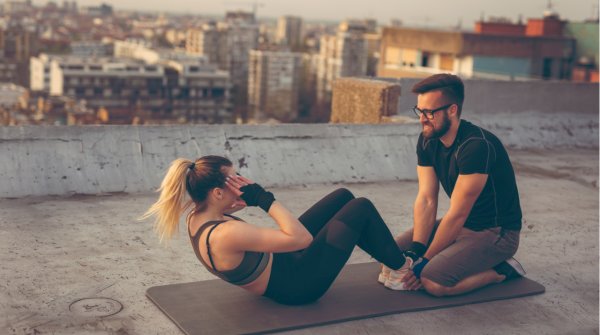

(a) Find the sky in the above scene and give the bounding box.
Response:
[37,0,598,28]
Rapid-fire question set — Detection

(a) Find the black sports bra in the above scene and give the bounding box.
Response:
[188,213,270,285]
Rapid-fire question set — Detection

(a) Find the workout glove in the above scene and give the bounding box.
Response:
[410,257,429,279]
[239,183,275,213]
[405,241,427,260]
[405,241,429,278]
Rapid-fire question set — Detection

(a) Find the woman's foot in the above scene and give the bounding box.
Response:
[384,256,414,290]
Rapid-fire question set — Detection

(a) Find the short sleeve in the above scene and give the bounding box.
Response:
[457,139,496,174]
[416,133,433,166]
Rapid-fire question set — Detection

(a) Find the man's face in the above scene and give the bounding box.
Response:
[416,91,452,140]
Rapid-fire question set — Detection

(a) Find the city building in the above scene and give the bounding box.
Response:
[47,55,232,124]
[70,41,112,57]
[82,3,112,17]
[316,20,369,105]
[186,22,221,64]
[299,53,320,119]
[564,20,599,82]
[0,26,38,86]
[0,83,27,110]
[0,61,19,83]
[2,0,32,15]
[0,83,28,126]
[379,12,576,81]
[248,49,303,122]
[186,12,259,111]
[276,16,303,49]
[30,53,55,92]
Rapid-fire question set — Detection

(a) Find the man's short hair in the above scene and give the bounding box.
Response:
[412,74,464,116]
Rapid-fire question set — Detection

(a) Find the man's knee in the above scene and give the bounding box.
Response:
[421,277,451,297]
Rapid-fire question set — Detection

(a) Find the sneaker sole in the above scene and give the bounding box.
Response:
[506,257,526,276]
[384,281,408,290]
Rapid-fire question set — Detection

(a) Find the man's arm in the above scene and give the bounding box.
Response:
[412,166,440,247]
[423,173,488,260]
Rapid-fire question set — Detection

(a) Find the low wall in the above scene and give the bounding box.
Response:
[0,124,420,197]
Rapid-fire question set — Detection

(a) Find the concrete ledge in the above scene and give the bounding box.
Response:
[0,124,421,197]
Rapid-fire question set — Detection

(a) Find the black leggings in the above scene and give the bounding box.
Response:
[263,188,406,305]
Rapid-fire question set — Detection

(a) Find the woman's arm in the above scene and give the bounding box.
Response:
[223,175,313,253]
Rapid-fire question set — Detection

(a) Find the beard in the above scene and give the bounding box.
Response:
[422,112,451,139]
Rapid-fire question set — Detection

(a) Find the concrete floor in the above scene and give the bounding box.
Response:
[1,148,598,335]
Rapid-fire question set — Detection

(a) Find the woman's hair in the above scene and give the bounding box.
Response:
[140,155,233,243]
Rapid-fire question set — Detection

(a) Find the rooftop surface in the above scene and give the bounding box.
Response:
[2,148,598,335]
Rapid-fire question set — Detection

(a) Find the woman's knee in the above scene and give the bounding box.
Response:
[350,197,375,211]
[332,188,355,202]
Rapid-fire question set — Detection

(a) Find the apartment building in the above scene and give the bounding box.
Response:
[316,20,369,104]
[248,49,302,122]
[47,56,231,123]
[379,13,576,81]
[276,16,303,49]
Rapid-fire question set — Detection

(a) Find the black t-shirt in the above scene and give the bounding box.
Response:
[416,120,522,231]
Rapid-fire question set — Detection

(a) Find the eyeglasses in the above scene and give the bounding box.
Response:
[412,104,453,120]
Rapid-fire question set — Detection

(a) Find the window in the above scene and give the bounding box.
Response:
[421,52,430,67]
[542,58,553,79]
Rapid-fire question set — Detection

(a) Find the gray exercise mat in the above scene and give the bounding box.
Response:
[147,262,545,335]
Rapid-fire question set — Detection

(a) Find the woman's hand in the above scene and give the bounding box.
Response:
[226,175,275,212]
[224,175,250,212]
[225,174,254,195]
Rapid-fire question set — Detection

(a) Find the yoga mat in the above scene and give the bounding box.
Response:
[147,262,545,335]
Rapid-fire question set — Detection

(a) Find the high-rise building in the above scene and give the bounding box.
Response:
[248,49,303,122]
[316,20,369,105]
[186,22,220,64]
[0,26,38,86]
[276,16,303,49]
[186,13,259,111]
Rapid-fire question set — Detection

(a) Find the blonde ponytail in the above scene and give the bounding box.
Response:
[140,158,194,243]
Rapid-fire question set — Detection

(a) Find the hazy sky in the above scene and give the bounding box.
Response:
[39,0,598,27]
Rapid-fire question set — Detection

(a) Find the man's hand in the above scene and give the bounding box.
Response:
[401,270,423,290]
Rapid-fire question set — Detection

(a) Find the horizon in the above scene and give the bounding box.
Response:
[28,0,599,27]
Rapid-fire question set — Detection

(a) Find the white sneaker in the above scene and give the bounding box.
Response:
[378,264,391,284]
[384,257,413,290]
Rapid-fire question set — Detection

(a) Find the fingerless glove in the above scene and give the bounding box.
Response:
[409,241,427,257]
[239,183,275,212]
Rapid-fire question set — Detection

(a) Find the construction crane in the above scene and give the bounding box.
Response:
[223,1,265,17]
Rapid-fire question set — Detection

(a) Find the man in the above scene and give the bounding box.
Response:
[395,73,525,296]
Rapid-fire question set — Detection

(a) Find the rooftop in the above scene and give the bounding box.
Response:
[1,148,598,334]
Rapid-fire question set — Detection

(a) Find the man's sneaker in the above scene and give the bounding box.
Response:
[378,265,391,284]
[494,257,526,280]
[384,256,413,290]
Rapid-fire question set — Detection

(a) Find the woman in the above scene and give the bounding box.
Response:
[141,155,415,305]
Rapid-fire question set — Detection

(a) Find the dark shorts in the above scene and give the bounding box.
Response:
[395,220,520,287]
